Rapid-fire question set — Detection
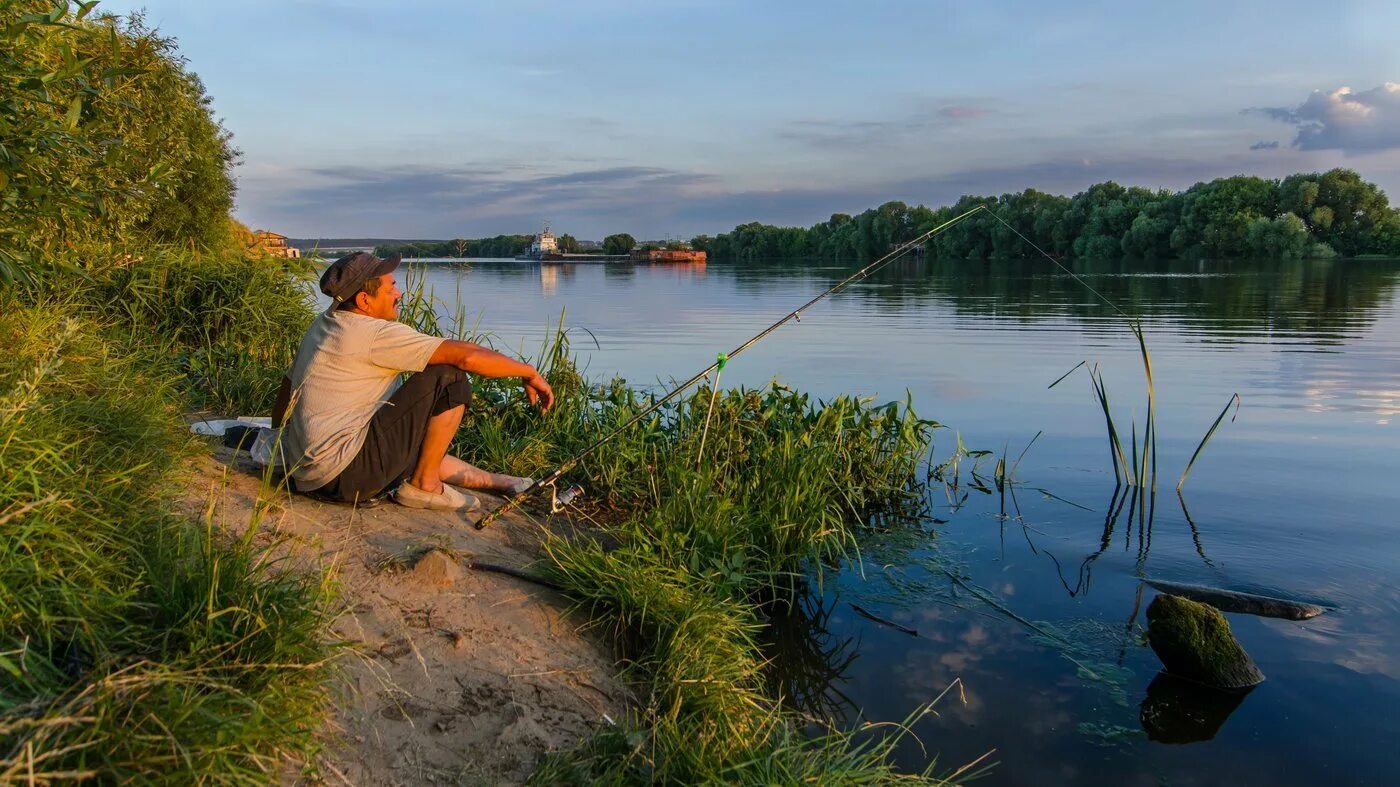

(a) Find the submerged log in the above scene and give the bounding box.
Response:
[1144,579,1328,621]
[1146,594,1264,690]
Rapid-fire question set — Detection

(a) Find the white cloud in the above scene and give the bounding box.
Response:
[1254,83,1400,153]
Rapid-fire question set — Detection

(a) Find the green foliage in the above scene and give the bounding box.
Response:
[1,7,331,777]
[1280,169,1392,256]
[0,302,333,782]
[1246,212,1311,259]
[557,233,582,254]
[603,233,637,255]
[426,313,948,781]
[0,1,240,282]
[707,170,1399,263]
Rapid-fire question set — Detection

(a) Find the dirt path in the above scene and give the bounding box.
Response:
[182,445,626,785]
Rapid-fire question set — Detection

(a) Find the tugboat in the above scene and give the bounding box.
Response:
[515,226,562,261]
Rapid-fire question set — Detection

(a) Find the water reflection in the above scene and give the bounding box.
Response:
[1139,672,1254,744]
[405,255,1400,785]
[731,257,1400,339]
[761,592,859,722]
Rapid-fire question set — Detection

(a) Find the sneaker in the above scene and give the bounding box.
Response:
[394,482,479,511]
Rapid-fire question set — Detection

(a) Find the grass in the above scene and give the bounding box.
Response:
[1049,322,1238,494]
[399,273,972,783]
[0,251,335,782]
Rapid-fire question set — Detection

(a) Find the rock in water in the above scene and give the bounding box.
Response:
[1146,594,1264,689]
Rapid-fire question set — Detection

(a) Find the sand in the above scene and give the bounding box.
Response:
[181,444,626,785]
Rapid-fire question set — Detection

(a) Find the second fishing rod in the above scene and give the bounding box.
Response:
[472,203,990,529]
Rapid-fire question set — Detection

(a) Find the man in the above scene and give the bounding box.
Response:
[271,251,554,510]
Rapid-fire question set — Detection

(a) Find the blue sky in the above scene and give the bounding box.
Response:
[105,0,1400,240]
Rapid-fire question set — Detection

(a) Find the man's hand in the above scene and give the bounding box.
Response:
[524,372,555,412]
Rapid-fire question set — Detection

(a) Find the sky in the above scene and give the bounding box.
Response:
[102,0,1400,240]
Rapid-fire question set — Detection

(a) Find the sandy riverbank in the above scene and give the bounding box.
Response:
[181,443,625,784]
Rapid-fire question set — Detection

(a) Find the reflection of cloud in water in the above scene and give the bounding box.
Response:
[1301,382,1400,417]
[1265,607,1400,681]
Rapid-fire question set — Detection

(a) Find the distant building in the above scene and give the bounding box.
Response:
[251,230,301,259]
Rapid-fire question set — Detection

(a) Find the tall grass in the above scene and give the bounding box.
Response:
[1050,322,1237,494]
[402,275,963,782]
[0,254,334,782]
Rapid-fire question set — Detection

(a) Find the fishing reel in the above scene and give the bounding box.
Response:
[472,477,584,529]
[547,481,585,513]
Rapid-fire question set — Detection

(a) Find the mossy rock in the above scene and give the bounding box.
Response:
[1146,594,1264,689]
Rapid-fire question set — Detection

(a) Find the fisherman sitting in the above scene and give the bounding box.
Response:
[270,252,554,510]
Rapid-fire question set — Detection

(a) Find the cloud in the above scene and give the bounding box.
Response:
[940,105,990,120]
[780,103,992,149]
[1250,82,1400,153]
[247,164,719,238]
[240,148,1326,239]
[1250,140,1280,151]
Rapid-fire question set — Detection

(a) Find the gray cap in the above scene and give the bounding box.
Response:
[319,252,401,307]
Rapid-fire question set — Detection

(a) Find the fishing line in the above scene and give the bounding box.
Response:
[472,204,988,529]
[977,211,1136,322]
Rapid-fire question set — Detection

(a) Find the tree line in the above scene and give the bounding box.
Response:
[696,169,1400,263]
[374,232,643,258]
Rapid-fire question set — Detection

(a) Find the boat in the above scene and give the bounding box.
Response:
[629,248,707,263]
[515,226,562,261]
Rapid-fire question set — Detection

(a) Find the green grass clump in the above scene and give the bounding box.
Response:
[0,292,333,781]
[30,246,317,414]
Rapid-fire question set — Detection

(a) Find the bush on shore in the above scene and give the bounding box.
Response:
[2,2,334,780]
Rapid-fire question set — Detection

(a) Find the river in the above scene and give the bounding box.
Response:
[409,256,1399,785]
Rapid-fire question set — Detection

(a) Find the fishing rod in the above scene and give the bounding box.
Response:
[472,203,990,529]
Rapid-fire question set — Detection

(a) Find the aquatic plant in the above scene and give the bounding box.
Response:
[1049,323,1238,494]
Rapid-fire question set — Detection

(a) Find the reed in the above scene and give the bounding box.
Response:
[1050,322,1234,493]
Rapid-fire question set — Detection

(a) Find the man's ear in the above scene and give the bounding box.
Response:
[354,290,371,311]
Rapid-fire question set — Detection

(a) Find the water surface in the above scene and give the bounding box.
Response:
[412,256,1399,785]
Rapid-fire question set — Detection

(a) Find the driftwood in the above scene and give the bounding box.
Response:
[1147,594,1264,689]
[1144,579,1327,621]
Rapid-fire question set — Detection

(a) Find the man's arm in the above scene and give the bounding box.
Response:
[428,340,555,411]
[272,375,292,428]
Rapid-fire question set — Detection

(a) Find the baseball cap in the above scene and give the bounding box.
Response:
[319,251,402,308]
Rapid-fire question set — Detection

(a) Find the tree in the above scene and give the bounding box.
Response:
[1280,169,1391,257]
[1171,176,1279,258]
[603,233,636,255]
[1246,213,1311,259]
[557,234,581,254]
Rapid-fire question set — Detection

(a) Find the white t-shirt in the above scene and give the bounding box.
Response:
[281,310,444,490]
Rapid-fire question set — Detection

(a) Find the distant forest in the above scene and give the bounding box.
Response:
[375,235,533,259]
[696,169,1400,263]
[366,169,1399,265]
[374,232,644,259]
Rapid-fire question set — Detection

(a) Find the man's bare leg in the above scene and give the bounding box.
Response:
[408,404,465,494]
[439,454,533,493]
